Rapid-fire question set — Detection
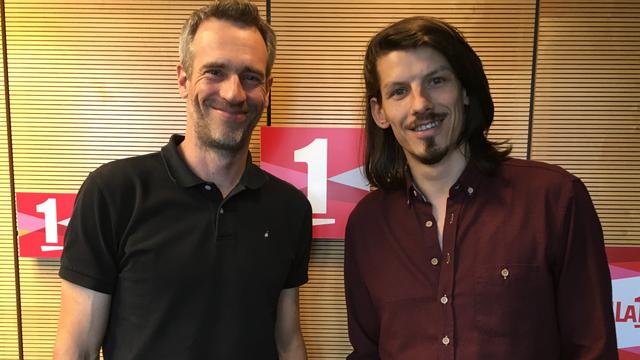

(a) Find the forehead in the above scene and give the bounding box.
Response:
[191,18,268,72]
[376,46,453,82]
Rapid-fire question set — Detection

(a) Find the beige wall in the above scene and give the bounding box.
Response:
[0,0,638,358]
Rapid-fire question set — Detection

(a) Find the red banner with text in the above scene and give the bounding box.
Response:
[260,126,369,239]
[16,192,75,258]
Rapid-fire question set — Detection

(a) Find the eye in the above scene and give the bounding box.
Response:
[204,68,225,79]
[388,87,408,99]
[241,73,264,85]
[428,76,446,87]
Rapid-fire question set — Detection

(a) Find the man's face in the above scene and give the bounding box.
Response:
[178,18,270,155]
[370,46,468,167]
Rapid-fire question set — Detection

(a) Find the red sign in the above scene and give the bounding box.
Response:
[16,192,76,258]
[607,246,640,358]
[261,127,369,239]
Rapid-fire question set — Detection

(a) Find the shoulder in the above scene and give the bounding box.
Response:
[500,157,576,180]
[77,152,163,209]
[498,157,582,189]
[259,168,311,211]
[87,152,162,188]
[92,152,162,180]
[495,158,591,206]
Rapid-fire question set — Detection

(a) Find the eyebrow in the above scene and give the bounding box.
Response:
[381,65,453,93]
[201,61,265,78]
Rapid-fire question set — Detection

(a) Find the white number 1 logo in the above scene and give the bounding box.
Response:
[35,198,64,252]
[294,138,336,226]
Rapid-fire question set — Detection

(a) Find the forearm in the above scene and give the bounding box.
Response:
[277,331,307,360]
[275,287,307,360]
[54,280,110,360]
[53,344,100,360]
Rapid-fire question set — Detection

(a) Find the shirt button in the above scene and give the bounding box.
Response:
[467,186,474,195]
[442,336,450,345]
[219,208,224,214]
[204,184,212,191]
[501,267,510,279]
[440,295,448,304]
[425,220,433,228]
[430,257,439,266]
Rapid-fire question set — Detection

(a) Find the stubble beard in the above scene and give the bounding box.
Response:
[192,99,259,157]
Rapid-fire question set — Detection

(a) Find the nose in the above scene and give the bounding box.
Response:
[219,74,247,105]
[412,86,433,115]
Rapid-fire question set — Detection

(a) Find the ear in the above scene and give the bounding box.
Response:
[370,97,390,129]
[264,76,273,107]
[463,88,470,106]
[177,64,189,99]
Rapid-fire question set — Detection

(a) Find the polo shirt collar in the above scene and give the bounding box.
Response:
[161,134,267,189]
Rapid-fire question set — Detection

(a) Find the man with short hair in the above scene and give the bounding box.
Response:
[345,16,617,359]
[54,1,310,359]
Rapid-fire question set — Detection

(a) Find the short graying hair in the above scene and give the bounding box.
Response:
[179,0,276,77]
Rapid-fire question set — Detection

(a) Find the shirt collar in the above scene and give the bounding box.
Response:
[405,160,484,206]
[161,134,267,189]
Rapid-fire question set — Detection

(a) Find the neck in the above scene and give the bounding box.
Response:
[179,135,248,198]
[407,146,468,203]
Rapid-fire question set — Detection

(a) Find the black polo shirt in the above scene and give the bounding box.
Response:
[60,134,312,359]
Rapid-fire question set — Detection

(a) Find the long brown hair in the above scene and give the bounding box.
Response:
[363,16,511,190]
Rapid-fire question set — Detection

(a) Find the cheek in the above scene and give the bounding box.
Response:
[247,88,268,105]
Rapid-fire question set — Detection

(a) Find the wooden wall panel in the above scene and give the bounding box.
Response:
[271,1,537,357]
[532,0,640,246]
[0,22,20,357]
[1,0,637,358]
[4,1,265,357]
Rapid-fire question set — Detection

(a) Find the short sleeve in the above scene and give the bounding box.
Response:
[59,171,119,294]
[282,198,312,289]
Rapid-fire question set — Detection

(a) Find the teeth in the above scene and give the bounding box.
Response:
[414,121,438,131]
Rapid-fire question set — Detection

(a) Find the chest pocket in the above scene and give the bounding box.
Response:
[474,264,553,338]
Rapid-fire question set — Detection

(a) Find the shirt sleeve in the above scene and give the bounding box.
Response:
[283,198,312,289]
[59,171,119,294]
[555,178,618,359]
[344,217,381,360]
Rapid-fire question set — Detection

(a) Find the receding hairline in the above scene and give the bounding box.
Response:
[189,18,270,72]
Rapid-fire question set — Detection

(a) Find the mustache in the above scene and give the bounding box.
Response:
[414,111,447,123]
[202,97,248,114]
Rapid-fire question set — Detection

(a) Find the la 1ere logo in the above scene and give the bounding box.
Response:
[607,246,640,358]
[260,126,369,240]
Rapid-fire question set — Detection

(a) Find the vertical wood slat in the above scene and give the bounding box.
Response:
[0,16,20,357]
[532,0,640,245]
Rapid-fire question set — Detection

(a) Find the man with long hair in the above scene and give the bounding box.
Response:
[344,16,617,359]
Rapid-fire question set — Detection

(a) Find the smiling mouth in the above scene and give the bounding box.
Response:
[412,113,447,132]
[213,107,248,118]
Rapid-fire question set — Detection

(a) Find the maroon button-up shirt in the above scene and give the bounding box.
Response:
[344,158,617,360]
